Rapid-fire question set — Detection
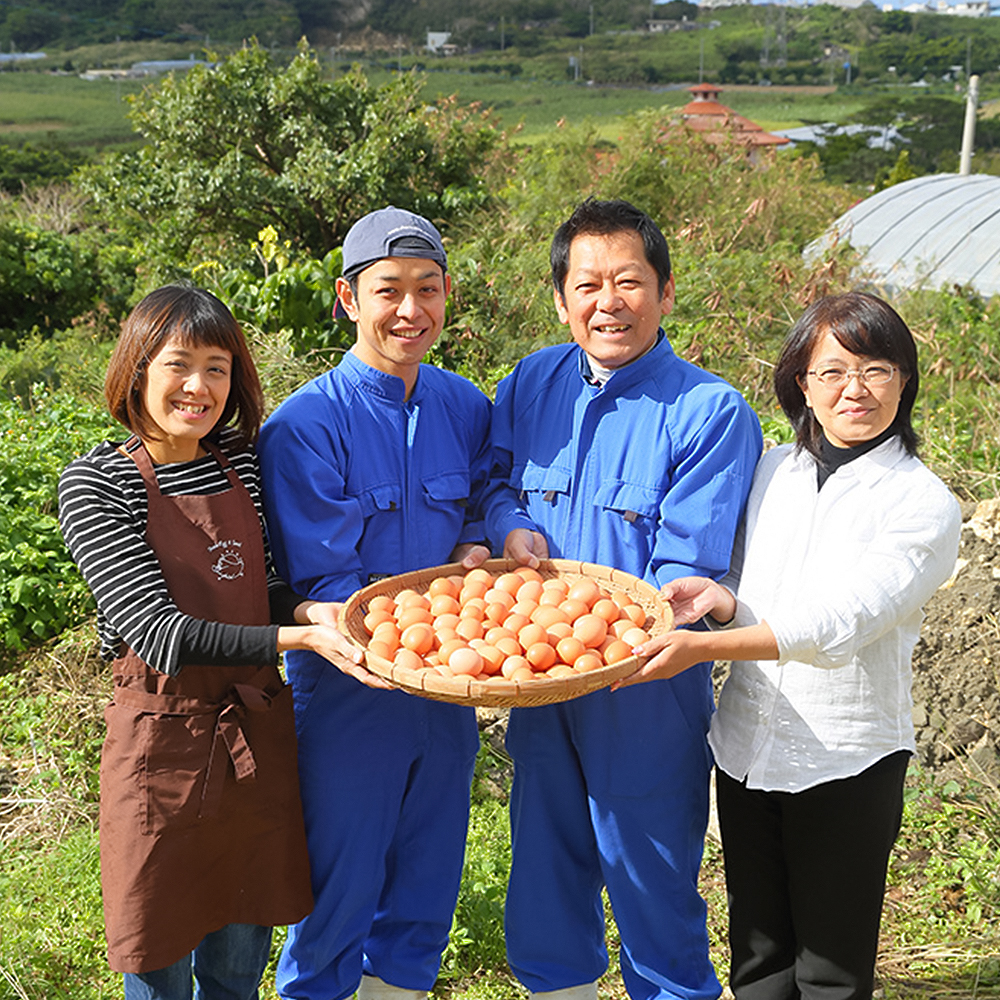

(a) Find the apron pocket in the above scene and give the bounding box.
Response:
[140,713,215,836]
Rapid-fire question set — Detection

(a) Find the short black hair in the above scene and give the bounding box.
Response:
[774,292,919,460]
[551,198,672,300]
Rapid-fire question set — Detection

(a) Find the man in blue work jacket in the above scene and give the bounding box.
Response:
[484,198,763,1000]
[257,207,492,1000]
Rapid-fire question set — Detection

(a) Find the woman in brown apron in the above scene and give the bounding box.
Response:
[59,286,368,1000]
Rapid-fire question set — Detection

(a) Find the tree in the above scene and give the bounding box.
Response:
[82,40,502,277]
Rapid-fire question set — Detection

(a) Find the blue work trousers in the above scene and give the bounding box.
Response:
[276,659,479,1000]
[504,673,721,1000]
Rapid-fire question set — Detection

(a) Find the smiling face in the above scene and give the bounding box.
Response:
[336,256,451,398]
[799,329,907,449]
[554,230,675,370]
[142,331,233,464]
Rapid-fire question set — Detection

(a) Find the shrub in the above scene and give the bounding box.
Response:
[0,389,116,656]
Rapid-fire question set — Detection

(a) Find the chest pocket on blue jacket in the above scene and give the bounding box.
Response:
[422,470,471,512]
[513,462,572,508]
[357,482,402,519]
[593,480,663,541]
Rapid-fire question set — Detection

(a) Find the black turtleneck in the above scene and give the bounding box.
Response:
[816,426,898,490]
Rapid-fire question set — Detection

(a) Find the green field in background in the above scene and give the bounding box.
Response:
[0,71,144,149]
[0,59,892,153]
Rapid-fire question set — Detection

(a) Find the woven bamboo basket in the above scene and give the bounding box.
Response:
[338,558,673,707]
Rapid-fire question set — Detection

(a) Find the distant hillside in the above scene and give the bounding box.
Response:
[2,0,999,90]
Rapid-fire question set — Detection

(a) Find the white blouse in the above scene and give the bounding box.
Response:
[709,438,961,792]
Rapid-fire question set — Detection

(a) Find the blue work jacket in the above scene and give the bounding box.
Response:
[485,332,762,586]
[258,350,492,603]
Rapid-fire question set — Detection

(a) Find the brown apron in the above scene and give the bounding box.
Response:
[99,438,312,974]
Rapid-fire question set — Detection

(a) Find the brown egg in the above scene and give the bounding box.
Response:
[396,589,430,611]
[368,594,396,614]
[623,604,647,627]
[434,613,461,633]
[494,636,522,658]
[546,664,576,679]
[430,594,461,617]
[546,621,573,643]
[567,578,601,608]
[573,652,604,672]
[515,566,545,584]
[525,642,557,672]
[516,579,544,604]
[592,599,621,624]
[464,568,495,588]
[460,598,487,621]
[460,581,489,603]
[484,588,516,610]
[556,635,587,665]
[603,639,633,665]
[485,626,517,646]
[510,599,539,619]
[517,622,548,651]
[532,604,569,629]
[504,612,531,635]
[437,637,468,663]
[610,619,635,639]
[559,599,589,623]
[367,639,393,662]
[400,622,434,655]
[484,602,510,626]
[573,614,608,649]
[501,655,531,679]
[397,606,434,630]
[449,646,484,676]
[394,647,425,671]
[494,573,524,596]
[621,627,650,647]
[428,576,459,599]
[477,645,505,675]
[363,608,394,635]
[455,617,485,642]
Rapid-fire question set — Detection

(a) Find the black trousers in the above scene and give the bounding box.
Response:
[716,750,910,1000]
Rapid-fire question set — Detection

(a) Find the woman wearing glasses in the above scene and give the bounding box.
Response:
[623,292,961,1000]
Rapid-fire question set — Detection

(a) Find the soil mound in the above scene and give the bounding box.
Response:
[912,499,1000,784]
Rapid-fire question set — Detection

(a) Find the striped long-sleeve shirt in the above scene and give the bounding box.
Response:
[58,430,301,676]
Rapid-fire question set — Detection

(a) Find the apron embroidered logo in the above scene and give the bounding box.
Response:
[209,540,246,580]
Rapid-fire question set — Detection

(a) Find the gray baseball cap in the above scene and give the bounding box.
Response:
[341,206,448,280]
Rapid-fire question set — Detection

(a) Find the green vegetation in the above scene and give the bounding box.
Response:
[2,35,1000,1000]
[4,639,1000,998]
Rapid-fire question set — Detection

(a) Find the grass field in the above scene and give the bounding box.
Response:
[0,71,144,150]
[0,59,875,153]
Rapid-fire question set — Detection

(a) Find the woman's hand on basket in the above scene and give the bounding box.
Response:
[614,628,711,688]
[503,528,549,569]
[281,601,394,690]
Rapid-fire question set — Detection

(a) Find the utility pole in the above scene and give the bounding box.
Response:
[501,15,505,52]
[589,4,594,36]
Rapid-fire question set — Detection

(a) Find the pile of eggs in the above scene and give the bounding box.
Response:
[360,566,652,684]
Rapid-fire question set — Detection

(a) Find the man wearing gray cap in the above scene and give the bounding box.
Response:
[257,207,492,1000]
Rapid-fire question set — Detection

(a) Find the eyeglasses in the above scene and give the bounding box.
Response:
[806,364,898,388]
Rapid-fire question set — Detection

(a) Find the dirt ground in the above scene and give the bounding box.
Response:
[912,498,1000,786]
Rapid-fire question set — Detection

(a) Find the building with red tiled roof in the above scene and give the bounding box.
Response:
[679,83,790,159]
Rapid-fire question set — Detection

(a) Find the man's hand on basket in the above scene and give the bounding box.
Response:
[503,528,549,569]
[449,542,492,569]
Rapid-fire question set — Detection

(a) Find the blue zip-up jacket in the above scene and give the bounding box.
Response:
[258,350,492,604]
[485,332,762,586]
